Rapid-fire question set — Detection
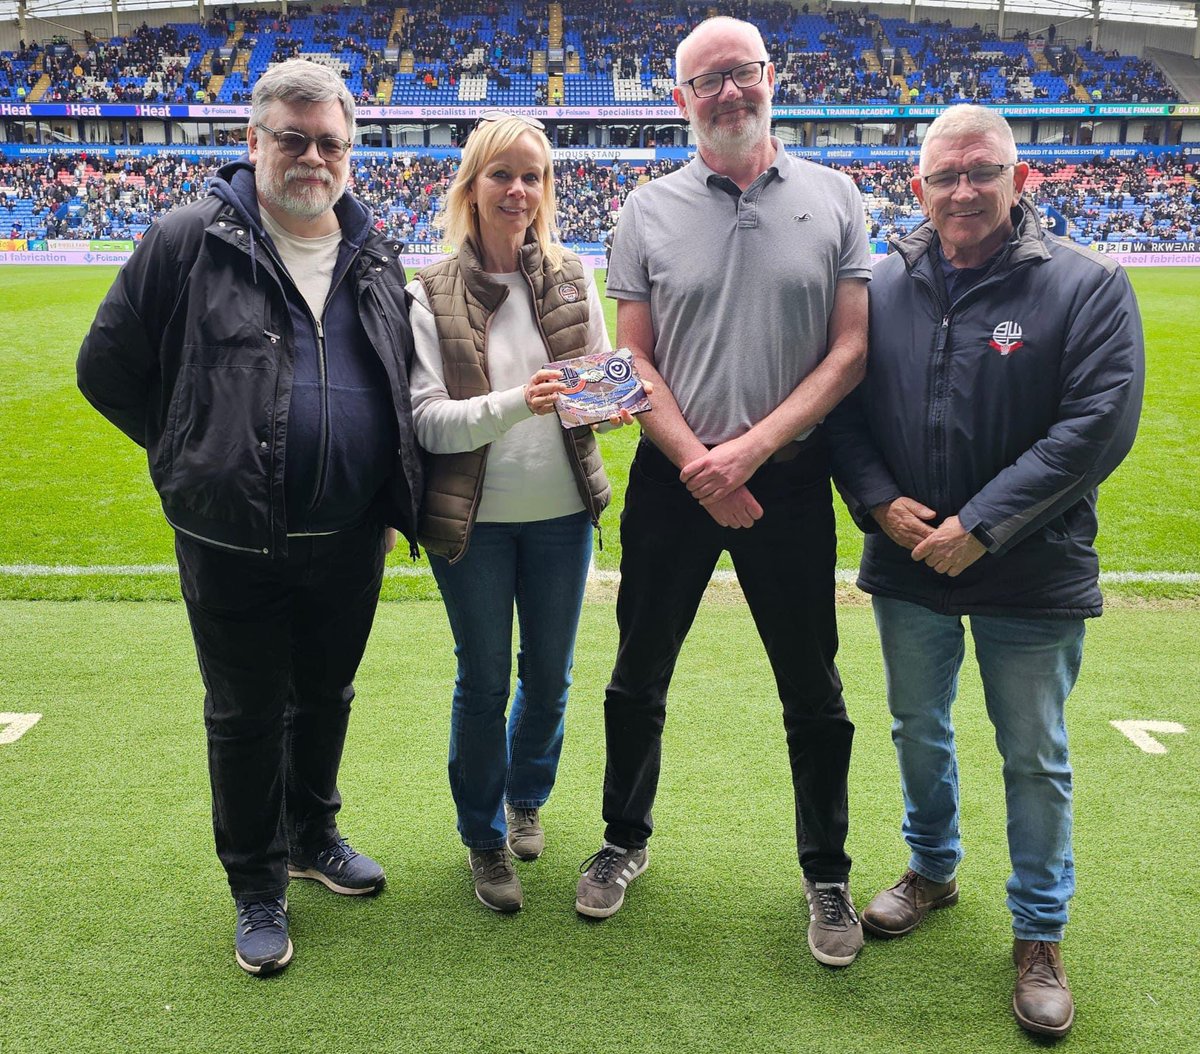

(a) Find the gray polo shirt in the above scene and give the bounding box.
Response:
[607,140,872,445]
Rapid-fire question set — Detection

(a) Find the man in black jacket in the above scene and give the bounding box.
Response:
[829,105,1143,1037]
[77,59,421,976]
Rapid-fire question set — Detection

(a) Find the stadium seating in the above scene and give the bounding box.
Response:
[3,151,1195,248]
[0,3,1181,106]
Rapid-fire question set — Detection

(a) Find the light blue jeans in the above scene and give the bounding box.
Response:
[429,511,592,850]
[872,596,1086,941]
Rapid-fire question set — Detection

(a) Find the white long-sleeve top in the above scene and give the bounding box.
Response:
[407,268,611,523]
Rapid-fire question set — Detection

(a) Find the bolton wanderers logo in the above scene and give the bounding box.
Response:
[558,283,580,303]
[988,321,1025,356]
[557,365,587,394]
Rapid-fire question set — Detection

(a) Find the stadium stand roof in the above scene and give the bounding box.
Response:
[1,0,1196,29]
[917,0,1195,30]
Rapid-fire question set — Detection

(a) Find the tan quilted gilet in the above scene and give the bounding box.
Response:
[415,235,611,562]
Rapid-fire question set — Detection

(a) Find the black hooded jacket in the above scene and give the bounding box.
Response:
[77,158,421,558]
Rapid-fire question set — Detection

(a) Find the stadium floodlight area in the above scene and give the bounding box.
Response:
[915,0,1197,30]
[0,0,1197,28]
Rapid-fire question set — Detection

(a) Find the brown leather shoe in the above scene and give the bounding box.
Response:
[861,869,958,937]
[1013,939,1074,1037]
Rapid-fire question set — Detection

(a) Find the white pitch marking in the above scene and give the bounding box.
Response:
[1101,572,1200,583]
[0,713,43,745]
[0,563,428,578]
[0,563,178,575]
[2,565,1197,586]
[1110,720,1188,754]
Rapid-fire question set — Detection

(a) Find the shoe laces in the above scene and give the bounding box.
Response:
[475,850,514,882]
[239,898,285,934]
[813,884,859,926]
[509,806,539,830]
[1021,940,1058,973]
[579,845,624,881]
[315,837,357,869]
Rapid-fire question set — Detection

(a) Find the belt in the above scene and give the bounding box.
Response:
[768,442,803,464]
[768,427,822,462]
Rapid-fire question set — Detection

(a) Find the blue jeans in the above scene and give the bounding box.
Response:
[429,511,592,849]
[872,597,1085,941]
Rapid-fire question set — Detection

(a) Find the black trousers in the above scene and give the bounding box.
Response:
[602,438,854,882]
[175,520,387,900]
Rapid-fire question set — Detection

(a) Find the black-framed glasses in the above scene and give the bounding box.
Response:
[472,109,547,133]
[679,60,766,99]
[256,123,352,162]
[921,163,1014,191]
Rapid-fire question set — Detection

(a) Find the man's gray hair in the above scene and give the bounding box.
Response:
[250,59,356,139]
[919,104,1016,173]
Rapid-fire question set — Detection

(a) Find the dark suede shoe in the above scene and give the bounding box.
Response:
[469,848,523,912]
[861,869,959,937]
[1013,939,1074,1037]
[505,804,545,861]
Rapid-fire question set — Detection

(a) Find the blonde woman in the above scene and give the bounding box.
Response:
[407,112,635,912]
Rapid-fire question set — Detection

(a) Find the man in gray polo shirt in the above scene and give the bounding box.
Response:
[574,15,872,969]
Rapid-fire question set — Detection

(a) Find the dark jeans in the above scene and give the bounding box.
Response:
[175,519,387,900]
[603,438,854,882]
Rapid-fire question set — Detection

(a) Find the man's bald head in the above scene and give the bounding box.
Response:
[675,16,769,84]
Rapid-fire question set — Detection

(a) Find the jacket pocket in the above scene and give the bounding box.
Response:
[158,358,276,529]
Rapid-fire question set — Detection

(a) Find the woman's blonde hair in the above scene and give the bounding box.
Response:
[441,115,564,271]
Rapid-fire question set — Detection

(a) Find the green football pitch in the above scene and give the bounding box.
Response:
[0,266,1196,602]
[0,266,1197,1053]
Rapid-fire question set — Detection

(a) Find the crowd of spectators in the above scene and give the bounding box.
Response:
[1,153,208,239]
[1033,154,1199,241]
[776,45,890,105]
[1075,51,1176,104]
[3,150,1195,247]
[0,2,1182,107]
[4,27,212,104]
[403,0,545,89]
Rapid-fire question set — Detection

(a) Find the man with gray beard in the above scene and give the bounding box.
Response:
[574,16,872,969]
[78,59,421,975]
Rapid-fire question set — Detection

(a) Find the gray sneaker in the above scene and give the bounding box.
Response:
[804,879,863,967]
[575,843,649,919]
[468,848,523,912]
[505,804,545,861]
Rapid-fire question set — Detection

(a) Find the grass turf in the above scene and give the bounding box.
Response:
[1,600,1197,1053]
[1,261,1197,1050]
[1,266,1197,601]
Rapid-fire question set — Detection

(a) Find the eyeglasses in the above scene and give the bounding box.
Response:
[679,60,766,99]
[256,123,352,162]
[472,109,547,133]
[921,163,1014,191]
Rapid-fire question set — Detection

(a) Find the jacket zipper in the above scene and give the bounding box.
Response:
[909,249,1028,611]
[166,515,268,555]
[307,316,330,513]
[305,257,358,515]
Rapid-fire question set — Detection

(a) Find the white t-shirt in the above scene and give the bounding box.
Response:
[260,209,343,320]
[407,267,610,523]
